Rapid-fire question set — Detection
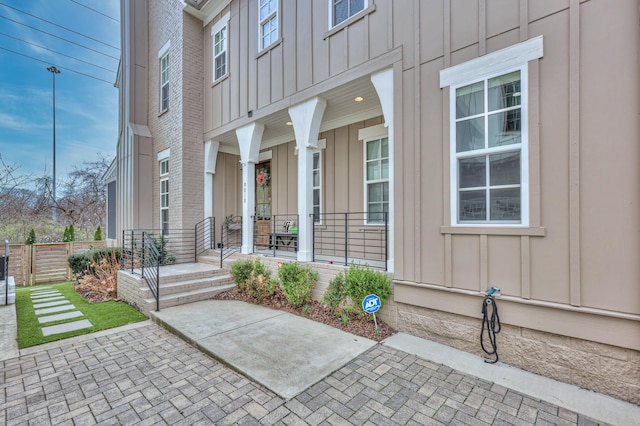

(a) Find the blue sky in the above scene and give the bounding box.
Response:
[0,0,119,184]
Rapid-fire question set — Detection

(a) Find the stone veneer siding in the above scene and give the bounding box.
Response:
[381,300,640,405]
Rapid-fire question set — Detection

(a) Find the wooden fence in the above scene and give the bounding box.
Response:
[7,241,107,286]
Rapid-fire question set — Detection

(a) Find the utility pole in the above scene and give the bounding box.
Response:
[47,66,61,222]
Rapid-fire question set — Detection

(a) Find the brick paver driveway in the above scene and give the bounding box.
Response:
[0,324,603,425]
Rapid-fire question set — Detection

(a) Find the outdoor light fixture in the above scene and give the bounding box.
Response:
[354,96,364,102]
[286,121,293,126]
[47,65,61,222]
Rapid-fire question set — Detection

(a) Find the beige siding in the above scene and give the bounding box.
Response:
[194,0,639,401]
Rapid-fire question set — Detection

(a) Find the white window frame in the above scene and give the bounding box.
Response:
[440,36,543,227]
[158,40,170,113]
[329,0,367,28]
[259,0,278,51]
[211,12,230,82]
[363,134,389,226]
[312,150,322,225]
[160,158,169,234]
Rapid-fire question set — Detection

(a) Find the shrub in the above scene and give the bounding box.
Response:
[245,270,278,300]
[94,226,103,241]
[25,228,36,245]
[231,259,274,299]
[322,264,392,319]
[68,253,90,277]
[343,264,392,316]
[68,246,122,278]
[322,272,346,315]
[231,259,257,291]
[278,262,318,307]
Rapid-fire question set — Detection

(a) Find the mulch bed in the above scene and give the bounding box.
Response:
[212,287,396,342]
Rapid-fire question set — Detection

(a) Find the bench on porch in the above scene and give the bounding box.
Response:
[269,220,298,251]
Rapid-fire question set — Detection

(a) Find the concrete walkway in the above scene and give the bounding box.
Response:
[2,298,639,425]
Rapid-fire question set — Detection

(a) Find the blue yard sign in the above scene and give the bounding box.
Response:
[362,294,381,314]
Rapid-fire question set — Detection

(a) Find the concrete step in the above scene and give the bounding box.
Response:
[145,283,236,311]
[140,274,234,299]
[196,255,220,266]
[156,266,226,285]
[0,277,15,305]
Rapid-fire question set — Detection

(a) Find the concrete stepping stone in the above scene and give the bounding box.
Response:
[33,300,72,309]
[31,293,60,299]
[31,291,60,296]
[41,319,92,336]
[31,296,66,303]
[35,305,75,316]
[37,311,84,324]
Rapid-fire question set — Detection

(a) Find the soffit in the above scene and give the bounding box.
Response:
[215,76,382,151]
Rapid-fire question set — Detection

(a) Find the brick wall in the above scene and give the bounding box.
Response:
[117,270,150,316]
[147,0,204,233]
[386,302,640,404]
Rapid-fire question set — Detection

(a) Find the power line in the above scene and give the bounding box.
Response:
[0,2,119,51]
[0,32,116,74]
[0,46,115,85]
[0,14,119,61]
[69,0,119,23]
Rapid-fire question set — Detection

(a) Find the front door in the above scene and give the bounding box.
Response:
[255,161,271,248]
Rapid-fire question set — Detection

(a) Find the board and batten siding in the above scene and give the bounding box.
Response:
[201,0,639,352]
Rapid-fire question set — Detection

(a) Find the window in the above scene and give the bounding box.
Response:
[160,159,169,234]
[452,69,526,224]
[160,53,169,112]
[312,151,322,224]
[331,0,366,27]
[212,13,230,82]
[259,0,278,50]
[440,37,543,228]
[365,137,389,224]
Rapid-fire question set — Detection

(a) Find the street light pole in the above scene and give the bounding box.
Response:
[47,66,61,222]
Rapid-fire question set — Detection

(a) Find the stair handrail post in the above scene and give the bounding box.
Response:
[272,214,277,256]
[384,211,389,271]
[344,213,348,266]
[130,230,135,273]
[141,232,146,279]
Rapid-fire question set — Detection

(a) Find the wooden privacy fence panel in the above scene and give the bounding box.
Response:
[8,244,29,287]
[32,243,69,285]
[5,241,108,286]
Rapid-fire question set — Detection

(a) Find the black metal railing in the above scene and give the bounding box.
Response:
[195,217,215,258]
[140,232,160,311]
[253,214,299,259]
[220,216,242,268]
[3,240,8,304]
[312,212,388,270]
[122,228,197,269]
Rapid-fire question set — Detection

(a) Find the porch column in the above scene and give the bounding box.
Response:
[288,97,326,262]
[371,68,395,273]
[203,140,219,219]
[203,140,219,250]
[236,122,264,254]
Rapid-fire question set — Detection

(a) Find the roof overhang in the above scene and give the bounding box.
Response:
[182,0,231,26]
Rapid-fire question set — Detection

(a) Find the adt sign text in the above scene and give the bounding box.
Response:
[362,294,381,314]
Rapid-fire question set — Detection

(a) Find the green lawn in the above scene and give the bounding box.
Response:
[15,282,147,348]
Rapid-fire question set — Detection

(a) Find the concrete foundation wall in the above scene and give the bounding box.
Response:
[384,302,640,404]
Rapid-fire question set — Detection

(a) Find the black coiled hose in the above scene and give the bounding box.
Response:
[480,295,501,364]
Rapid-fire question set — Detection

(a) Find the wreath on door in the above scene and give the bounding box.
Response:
[256,171,269,186]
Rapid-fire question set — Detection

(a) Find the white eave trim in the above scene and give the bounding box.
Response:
[158,148,170,161]
[440,36,543,88]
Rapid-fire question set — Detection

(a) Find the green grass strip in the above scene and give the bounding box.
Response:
[16,282,147,348]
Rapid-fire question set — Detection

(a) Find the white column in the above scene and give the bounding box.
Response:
[203,140,219,219]
[203,140,219,250]
[371,68,395,273]
[288,97,326,262]
[236,123,264,254]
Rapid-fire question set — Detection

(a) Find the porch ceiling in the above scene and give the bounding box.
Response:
[216,76,382,153]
